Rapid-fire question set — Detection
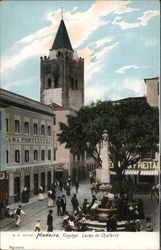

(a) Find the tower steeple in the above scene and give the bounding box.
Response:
[40,16,84,110]
[51,19,73,51]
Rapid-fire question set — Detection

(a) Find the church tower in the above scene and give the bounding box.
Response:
[40,18,84,111]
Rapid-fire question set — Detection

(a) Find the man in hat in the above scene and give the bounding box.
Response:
[71,194,79,211]
[14,205,26,227]
[47,210,53,232]
[60,195,66,215]
[56,196,62,216]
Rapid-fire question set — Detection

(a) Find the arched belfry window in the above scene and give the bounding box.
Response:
[47,78,51,89]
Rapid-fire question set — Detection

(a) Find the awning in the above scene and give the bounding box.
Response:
[123,170,139,175]
[140,170,158,176]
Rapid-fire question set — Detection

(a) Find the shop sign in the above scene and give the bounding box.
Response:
[109,161,159,170]
[7,136,51,144]
[128,161,159,170]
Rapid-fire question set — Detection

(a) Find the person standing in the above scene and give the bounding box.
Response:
[59,179,63,191]
[35,219,41,232]
[71,194,79,211]
[91,181,97,195]
[47,210,53,232]
[48,190,54,207]
[61,195,66,215]
[14,205,25,227]
[66,182,70,196]
[38,186,44,201]
[75,179,79,194]
[56,196,62,216]
[22,187,29,203]
[106,214,117,232]
[90,199,98,221]
[67,176,71,186]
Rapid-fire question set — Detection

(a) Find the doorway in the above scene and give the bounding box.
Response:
[14,177,20,202]
[41,172,45,191]
[47,171,51,190]
[34,174,38,195]
[24,175,30,197]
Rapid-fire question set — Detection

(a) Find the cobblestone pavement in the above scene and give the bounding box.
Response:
[3,181,159,232]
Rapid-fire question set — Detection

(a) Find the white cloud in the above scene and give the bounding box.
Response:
[113,10,159,30]
[120,78,145,94]
[113,1,139,14]
[85,77,145,104]
[90,37,112,49]
[1,1,134,77]
[116,65,141,74]
[85,82,107,104]
[2,75,38,90]
[79,41,119,84]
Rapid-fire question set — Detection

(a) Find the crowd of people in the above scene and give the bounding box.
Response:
[2,175,157,233]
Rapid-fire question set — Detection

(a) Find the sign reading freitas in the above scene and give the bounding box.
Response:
[7,136,51,144]
[109,161,159,170]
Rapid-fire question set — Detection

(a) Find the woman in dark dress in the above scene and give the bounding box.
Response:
[47,210,53,232]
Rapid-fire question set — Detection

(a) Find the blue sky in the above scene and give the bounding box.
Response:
[0,0,160,104]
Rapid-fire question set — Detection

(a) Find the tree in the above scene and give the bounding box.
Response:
[58,98,159,193]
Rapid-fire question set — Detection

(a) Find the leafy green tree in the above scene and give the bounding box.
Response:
[58,98,159,193]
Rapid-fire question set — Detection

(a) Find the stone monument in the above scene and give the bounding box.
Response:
[99,130,112,199]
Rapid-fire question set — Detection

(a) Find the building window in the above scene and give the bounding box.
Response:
[15,150,20,163]
[6,118,9,132]
[48,78,51,88]
[54,148,56,161]
[25,150,29,162]
[48,150,51,160]
[47,126,51,136]
[34,150,38,161]
[6,150,9,164]
[15,120,20,133]
[41,150,45,161]
[34,123,38,135]
[41,125,45,136]
[24,122,29,134]
[75,79,78,90]
[71,78,74,89]
[53,115,56,125]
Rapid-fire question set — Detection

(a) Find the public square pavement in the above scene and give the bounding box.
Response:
[2,180,159,232]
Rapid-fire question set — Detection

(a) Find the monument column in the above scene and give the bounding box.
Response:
[99,130,111,199]
[100,130,110,184]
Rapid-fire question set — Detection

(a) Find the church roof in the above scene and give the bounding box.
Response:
[51,19,73,51]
